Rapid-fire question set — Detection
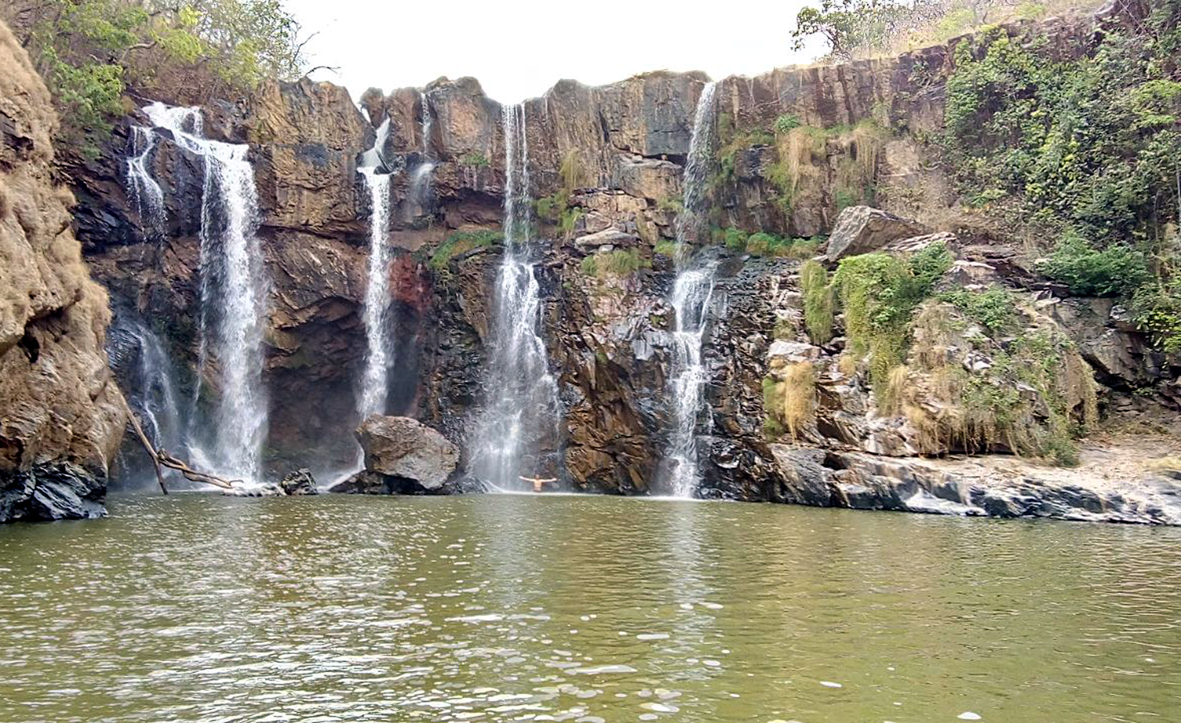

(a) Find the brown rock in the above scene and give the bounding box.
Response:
[0,20,126,521]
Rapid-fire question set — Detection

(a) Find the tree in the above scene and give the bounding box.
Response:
[2,0,308,158]
[791,0,916,60]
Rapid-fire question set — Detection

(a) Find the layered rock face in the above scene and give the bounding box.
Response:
[68,8,1180,522]
[0,21,127,522]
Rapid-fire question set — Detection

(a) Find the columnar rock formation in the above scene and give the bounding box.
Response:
[0,21,127,521]
[59,7,1181,522]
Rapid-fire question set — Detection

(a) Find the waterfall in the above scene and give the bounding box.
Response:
[407,91,436,221]
[125,126,165,237]
[663,81,719,498]
[109,319,185,455]
[467,104,562,490]
[357,165,393,420]
[141,102,270,483]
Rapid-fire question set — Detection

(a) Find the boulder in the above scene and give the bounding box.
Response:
[278,468,319,495]
[355,415,459,490]
[824,206,929,261]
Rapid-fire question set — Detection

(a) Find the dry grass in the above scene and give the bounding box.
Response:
[889,299,1097,464]
[781,361,816,439]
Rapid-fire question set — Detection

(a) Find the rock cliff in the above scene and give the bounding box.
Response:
[66,6,1181,523]
[0,21,127,522]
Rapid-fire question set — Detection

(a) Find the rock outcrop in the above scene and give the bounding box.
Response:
[824,206,930,261]
[772,437,1181,525]
[330,415,459,494]
[0,21,126,522]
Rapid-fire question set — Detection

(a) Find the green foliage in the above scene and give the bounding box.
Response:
[939,287,1018,335]
[1133,281,1181,353]
[719,226,748,250]
[19,0,307,156]
[944,16,1181,248]
[791,0,927,60]
[461,152,490,167]
[714,227,820,258]
[654,241,681,257]
[774,114,802,134]
[833,242,953,392]
[429,230,502,271]
[1038,233,1151,297]
[800,260,835,345]
[580,249,651,278]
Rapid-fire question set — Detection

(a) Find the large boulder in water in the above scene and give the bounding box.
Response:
[824,206,928,261]
[279,468,319,495]
[351,415,459,491]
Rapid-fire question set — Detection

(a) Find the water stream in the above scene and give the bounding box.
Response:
[663,81,719,498]
[467,104,562,490]
[357,168,393,420]
[140,103,270,483]
[125,125,165,237]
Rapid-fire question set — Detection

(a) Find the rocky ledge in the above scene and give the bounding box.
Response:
[773,434,1181,525]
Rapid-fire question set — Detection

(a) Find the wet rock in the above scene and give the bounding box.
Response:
[278,468,319,496]
[355,415,459,490]
[0,463,107,523]
[770,445,1181,525]
[824,206,929,261]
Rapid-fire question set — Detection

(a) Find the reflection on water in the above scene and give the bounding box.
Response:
[1,494,1179,722]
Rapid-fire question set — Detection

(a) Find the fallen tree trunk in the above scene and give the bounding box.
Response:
[124,404,241,492]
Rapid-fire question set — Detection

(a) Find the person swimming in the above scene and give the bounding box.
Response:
[520,476,557,493]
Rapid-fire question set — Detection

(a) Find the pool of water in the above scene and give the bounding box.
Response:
[1,493,1179,722]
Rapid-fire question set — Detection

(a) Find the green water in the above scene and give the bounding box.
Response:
[1,494,1179,723]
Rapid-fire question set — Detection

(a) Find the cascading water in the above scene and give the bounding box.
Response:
[663,81,719,498]
[108,319,186,456]
[356,163,394,421]
[125,126,165,237]
[406,91,436,221]
[468,104,562,490]
[140,102,269,483]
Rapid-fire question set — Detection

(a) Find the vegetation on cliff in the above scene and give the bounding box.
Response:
[791,0,1102,61]
[942,0,1181,350]
[3,0,307,157]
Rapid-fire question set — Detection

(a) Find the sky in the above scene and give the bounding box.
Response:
[287,0,826,105]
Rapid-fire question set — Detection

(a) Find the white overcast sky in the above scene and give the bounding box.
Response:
[288,0,825,105]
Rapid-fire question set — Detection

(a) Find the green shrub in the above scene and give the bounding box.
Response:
[1133,282,1181,353]
[1038,233,1150,297]
[430,230,502,270]
[939,287,1018,335]
[745,232,778,256]
[833,242,953,393]
[774,114,802,134]
[461,152,490,167]
[800,260,834,345]
[654,241,681,257]
[722,227,749,250]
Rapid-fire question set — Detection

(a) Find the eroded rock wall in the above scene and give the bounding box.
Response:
[70,8,1178,514]
[0,20,127,521]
